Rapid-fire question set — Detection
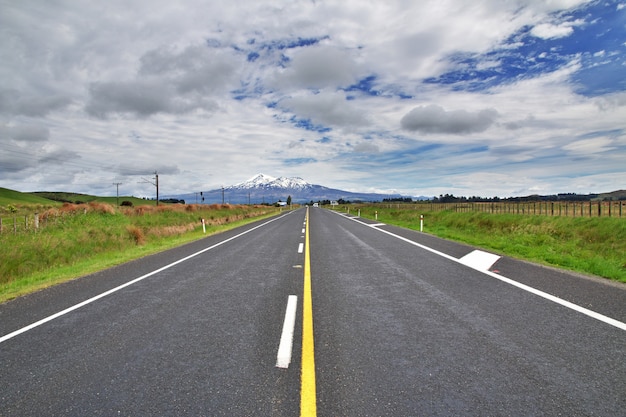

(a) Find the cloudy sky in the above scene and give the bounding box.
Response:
[1,0,625,199]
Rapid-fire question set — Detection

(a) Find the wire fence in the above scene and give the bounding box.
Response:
[0,212,51,235]
[0,204,98,235]
[377,200,626,218]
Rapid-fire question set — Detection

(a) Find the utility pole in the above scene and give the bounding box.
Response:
[112,182,123,206]
[222,186,225,204]
[140,171,159,206]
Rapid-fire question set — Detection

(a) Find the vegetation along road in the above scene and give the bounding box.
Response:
[1,207,625,415]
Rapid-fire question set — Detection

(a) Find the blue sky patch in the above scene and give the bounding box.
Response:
[290,116,332,133]
[425,1,625,96]
[284,157,317,166]
[317,136,332,144]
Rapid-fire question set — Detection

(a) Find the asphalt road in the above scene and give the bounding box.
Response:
[1,207,625,416]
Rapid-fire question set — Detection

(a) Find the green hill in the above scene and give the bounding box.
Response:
[0,188,59,206]
[32,192,160,206]
[1,188,172,208]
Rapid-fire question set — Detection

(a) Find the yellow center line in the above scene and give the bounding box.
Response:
[301,207,317,416]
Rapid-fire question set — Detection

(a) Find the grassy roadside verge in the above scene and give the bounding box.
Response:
[352,206,626,283]
[0,203,283,303]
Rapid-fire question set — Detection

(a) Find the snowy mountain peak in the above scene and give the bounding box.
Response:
[231,174,312,190]
[237,173,276,187]
[273,176,310,189]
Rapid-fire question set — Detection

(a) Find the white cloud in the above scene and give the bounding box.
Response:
[271,45,360,91]
[1,124,49,142]
[531,23,574,39]
[562,137,616,155]
[401,105,498,135]
[0,0,623,198]
[279,90,370,130]
[530,19,585,40]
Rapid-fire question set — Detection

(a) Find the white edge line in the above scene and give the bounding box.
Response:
[335,212,626,332]
[0,212,292,344]
[276,295,298,368]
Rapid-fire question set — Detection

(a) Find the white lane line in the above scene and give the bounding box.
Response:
[302,228,305,234]
[337,212,626,332]
[0,213,292,344]
[276,295,298,368]
[460,250,501,271]
[298,242,304,253]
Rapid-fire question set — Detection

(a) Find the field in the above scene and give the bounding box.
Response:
[2,185,625,302]
[0,190,281,302]
[351,204,626,283]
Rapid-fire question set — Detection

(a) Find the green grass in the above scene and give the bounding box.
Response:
[0,202,282,302]
[352,205,626,282]
[0,187,162,208]
[0,187,59,206]
[32,191,157,206]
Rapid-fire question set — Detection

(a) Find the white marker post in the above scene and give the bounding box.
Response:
[420,214,424,232]
[202,218,206,234]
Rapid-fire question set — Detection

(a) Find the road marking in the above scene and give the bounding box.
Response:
[460,250,501,271]
[301,207,317,416]
[335,212,626,332]
[298,242,304,253]
[276,295,298,368]
[0,213,292,344]
[302,228,305,233]
[370,223,386,227]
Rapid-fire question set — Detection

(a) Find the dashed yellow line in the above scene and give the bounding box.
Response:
[301,207,317,416]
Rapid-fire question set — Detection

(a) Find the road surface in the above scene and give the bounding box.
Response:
[1,207,625,416]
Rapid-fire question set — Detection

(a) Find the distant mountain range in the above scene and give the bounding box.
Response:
[167,174,407,205]
[3,174,621,206]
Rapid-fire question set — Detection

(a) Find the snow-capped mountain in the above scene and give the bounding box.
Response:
[229,174,312,191]
[167,174,405,204]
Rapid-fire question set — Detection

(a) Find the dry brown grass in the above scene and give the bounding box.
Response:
[88,201,116,214]
[126,225,145,245]
[41,202,116,219]
[148,223,197,238]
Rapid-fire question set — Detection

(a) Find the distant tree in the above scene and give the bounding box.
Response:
[287,195,292,205]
